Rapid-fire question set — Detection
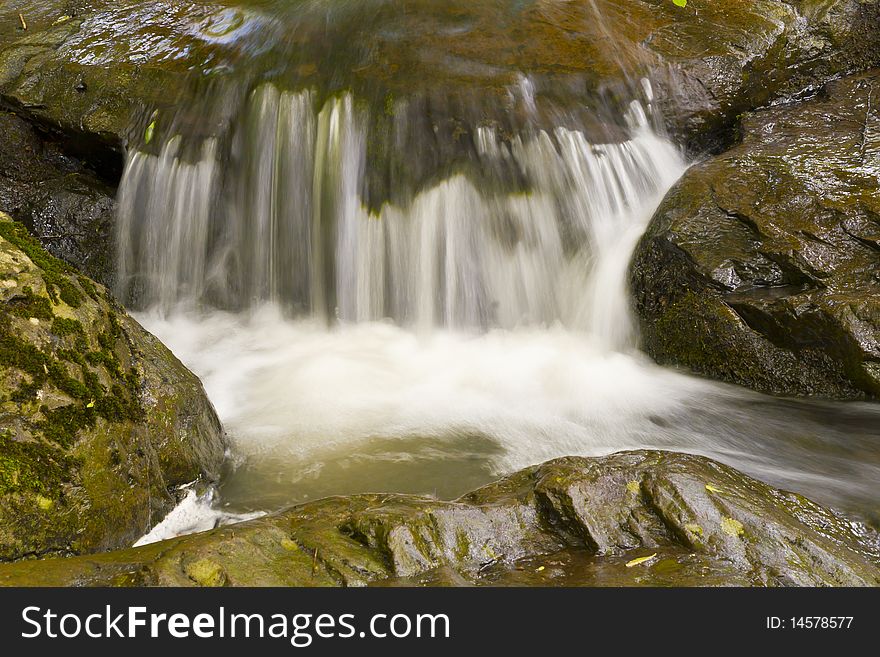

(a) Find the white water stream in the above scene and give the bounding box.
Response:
[121,86,880,544]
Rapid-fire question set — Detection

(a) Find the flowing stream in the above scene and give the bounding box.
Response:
[106,3,880,544]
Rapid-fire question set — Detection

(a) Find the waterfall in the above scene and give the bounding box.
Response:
[116,83,685,350]
[120,80,703,530]
[118,83,880,538]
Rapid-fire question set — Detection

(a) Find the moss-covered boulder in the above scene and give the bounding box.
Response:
[631,70,880,399]
[0,212,225,561]
[1,451,876,586]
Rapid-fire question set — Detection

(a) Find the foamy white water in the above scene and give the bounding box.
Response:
[137,306,880,525]
[134,489,263,547]
[123,84,880,542]
[139,308,715,471]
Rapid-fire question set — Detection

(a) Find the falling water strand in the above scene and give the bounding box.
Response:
[117,85,685,350]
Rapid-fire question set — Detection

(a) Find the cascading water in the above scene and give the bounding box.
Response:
[119,80,880,544]
[117,85,680,348]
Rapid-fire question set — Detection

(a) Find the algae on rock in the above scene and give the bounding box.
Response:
[1,451,876,587]
[0,212,225,560]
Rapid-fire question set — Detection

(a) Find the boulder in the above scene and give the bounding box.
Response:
[1,451,876,586]
[1,1,877,285]
[0,213,225,560]
[1,1,878,156]
[0,111,116,287]
[631,71,880,399]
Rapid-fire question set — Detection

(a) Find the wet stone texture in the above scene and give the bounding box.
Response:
[0,1,878,155]
[631,70,880,399]
[0,1,876,294]
[0,111,116,288]
[0,212,225,561]
[1,451,877,587]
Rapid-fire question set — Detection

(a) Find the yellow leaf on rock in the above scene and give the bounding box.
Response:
[705,483,723,494]
[721,517,745,538]
[144,111,159,145]
[144,121,156,145]
[625,553,657,568]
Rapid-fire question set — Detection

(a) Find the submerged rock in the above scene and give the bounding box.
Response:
[1,451,876,586]
[0,213,225,560]
[631,71,880,399]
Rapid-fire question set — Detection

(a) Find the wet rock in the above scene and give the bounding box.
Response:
[0,212,225,561]
[1,1,878,159]
[0,1,877,278]
[0,111,115,287]
[647,0,880,150]
[1,451,876,586]
[185,558,228,587]
[631,70,880,399]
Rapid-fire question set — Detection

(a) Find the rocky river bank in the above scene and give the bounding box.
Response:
[0,0,878,585]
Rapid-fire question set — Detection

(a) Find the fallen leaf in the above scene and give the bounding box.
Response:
[705,483,724,494]
[625,553,657,568]
[144,120,156,145]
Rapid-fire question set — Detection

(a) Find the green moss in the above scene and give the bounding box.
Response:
[0,432,75,496]
[7,286,53,321]
[0,215,224,560]
[185,558,228,587]
[0,305,142,450]
[76,275,99,301]
[454,530,471,561]
[57,348,87,368]
[34,370,143,448]
[0,221,82,308]
[51,317,85,337]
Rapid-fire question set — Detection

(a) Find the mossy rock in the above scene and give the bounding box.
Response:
[0,212,225,560]
[1,451,876,586]
[631,70,880,399]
